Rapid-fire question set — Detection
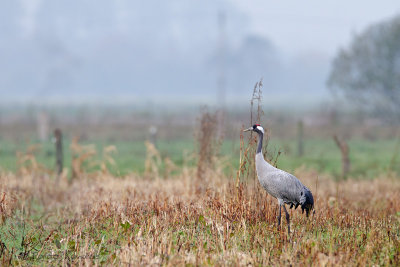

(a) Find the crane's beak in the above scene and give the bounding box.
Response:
[243,127,253,132]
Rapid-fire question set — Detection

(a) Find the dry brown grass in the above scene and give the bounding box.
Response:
[0,159,399,266]
[2,83,399,265]
[195,109,222,182]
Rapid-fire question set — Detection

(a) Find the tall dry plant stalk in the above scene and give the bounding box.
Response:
[237,80,267,183]
[100,145,117,175]
[144,141,162,178]
[16,144,47,176]
[235,79,271,206]
[250,79,264,125]
[70,137,97,179]
[0,192,17,225]
[70,138,118,178]
[196,109,222,181]
[163,157,177,179]
[144,141,180,179]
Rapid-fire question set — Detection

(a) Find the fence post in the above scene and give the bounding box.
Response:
[54,129,63,181]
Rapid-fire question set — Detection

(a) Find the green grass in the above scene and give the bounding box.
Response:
[0,137,399,178]
[267,138,400,178]
[0,208,124,265]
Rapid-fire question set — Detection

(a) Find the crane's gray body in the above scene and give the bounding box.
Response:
[256,153,313,213]
[244,124,314,231]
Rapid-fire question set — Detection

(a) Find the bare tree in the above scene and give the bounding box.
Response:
[333,135,350,179]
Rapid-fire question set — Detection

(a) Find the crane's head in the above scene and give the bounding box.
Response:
[243,124,265,134]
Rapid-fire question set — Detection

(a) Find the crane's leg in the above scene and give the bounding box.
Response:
[277,205,282,230]
[283,205,290,234]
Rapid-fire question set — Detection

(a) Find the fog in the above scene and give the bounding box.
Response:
[1,0,399,107]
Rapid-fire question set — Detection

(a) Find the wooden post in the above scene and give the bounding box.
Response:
[333,135,350,179]
[297,120,304,157]
[54,129,63,180]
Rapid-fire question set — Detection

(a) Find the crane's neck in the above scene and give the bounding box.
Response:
[256,131,263,155]
[255,131,275,170]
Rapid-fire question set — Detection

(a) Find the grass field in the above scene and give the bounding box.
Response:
[0,137,399,178]
[0,133,400,265]
[0,159,399,265]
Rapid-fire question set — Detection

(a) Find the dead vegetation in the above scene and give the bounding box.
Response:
[196,109,222,182]
[0,84,399,265]
[0,131,399,266]
[333,135,351,179]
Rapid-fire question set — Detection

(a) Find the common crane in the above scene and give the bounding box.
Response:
[244,124,314,234]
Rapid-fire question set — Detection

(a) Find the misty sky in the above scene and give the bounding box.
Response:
[233,1,400,57]
[1,0,400,106]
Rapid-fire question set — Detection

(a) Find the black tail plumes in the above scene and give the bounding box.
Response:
[300,188,314,217]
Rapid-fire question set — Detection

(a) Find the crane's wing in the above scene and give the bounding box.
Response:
[273,170,304,203]
[262,169,314,216]
[255,155,314,216]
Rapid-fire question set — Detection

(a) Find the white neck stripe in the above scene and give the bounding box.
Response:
[256,126,265,134]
